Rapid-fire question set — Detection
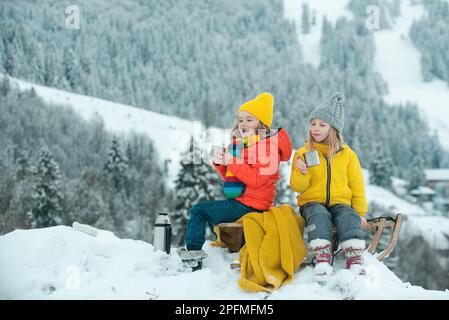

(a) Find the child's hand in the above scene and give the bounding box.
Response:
[212,152,224,165]
[295,157,308,175]
[211,147,225,165]
[222,150,234,165]
[360,217,368,230]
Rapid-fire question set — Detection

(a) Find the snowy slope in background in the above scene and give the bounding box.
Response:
[283,0,352,67]
[4,75,229,187]
[373,0,449,150]
[1,225,449,300]
[284,0,449,150]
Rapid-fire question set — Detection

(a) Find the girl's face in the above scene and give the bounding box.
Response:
[238,111,260,137]
[310,119,331,143]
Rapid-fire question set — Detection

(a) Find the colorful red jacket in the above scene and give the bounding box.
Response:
[213,128,293,211]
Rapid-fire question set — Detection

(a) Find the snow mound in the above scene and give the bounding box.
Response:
[1,225,449,300]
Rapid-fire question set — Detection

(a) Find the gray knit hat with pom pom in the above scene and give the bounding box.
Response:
[308,92,345,132]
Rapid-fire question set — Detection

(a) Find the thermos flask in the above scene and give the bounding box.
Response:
[153,213,172,254]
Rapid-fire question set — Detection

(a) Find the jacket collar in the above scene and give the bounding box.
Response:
[304,142,344,156]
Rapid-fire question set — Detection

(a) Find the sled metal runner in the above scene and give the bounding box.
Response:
[216,214,403,262]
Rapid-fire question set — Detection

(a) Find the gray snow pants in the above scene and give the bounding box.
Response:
[300,202,365,243]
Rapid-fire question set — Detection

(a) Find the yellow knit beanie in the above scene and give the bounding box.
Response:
[238,92,274,128]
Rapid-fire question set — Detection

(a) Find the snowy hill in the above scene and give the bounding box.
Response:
[284,0,352,68]
[284,0,449,150]
[2,75,229,187]
[373,0,449,150]
[1,225,449,300]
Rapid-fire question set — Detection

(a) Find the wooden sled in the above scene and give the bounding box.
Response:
[216,213,403,263]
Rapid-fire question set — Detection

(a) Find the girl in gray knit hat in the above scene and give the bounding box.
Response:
[290,92,369,282]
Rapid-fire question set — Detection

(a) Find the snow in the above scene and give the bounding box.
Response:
[283,0,353,67]
[405,216,449,250]
[1,225,449,299]
[410,186,436,196]
[363,169,427,216]
[373,0,449,150]
[425,169,449,181]
[362,168,449,251]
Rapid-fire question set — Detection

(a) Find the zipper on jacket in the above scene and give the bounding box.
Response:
[323,147,343,207]
[324,155,331,207]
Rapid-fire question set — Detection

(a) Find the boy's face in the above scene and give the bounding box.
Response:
[310,119,331,143]
[238,111,260,137]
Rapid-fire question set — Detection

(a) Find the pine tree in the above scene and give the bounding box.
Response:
[369,144,393,188]
[15,153,33,182]
[0,75,11,96]
[63,48,80,90]
[64,170,113,230]
[311,10,317,26]
[408,153,427,192]
[104,136,129,192]
[30,150,63,228]
[301,3,311,34]
[172,136,222,246]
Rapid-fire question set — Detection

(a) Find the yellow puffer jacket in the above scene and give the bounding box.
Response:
[290,142,368,216]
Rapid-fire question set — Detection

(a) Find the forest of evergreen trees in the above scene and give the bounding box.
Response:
[0,81,171,241]
[410,0,449,84]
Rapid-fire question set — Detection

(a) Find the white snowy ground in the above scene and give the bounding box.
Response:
[1,225,449,300]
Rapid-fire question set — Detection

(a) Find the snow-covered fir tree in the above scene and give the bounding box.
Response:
[408,153,427,192]
[369,144,393,188]
[301,3,311,34]
[15,152,33,182]
[0,75,11,96]
[104,136,129,192]
[172,136,222,246]
[410,0,449,85]
[30,150,63,228]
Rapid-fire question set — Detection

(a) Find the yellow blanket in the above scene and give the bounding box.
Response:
[238,205,307,293]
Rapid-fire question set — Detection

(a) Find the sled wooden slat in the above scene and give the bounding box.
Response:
[217,222,243,228]
[375,214,403,261]
[217,214,403,262]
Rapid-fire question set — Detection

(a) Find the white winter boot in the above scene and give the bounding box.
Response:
[310,239,333,281]
[177,248,207,271]
[341,239,366,276]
